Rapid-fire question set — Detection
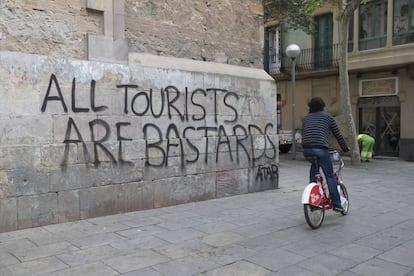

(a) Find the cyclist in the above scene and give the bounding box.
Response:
[301,97,349,212]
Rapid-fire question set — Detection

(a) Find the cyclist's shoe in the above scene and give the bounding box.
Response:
[333,206,345,212]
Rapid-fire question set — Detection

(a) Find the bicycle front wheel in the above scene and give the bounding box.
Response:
[303,204,325,229]
[338,183,349,215]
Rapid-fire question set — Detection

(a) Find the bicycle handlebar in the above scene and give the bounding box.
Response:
[330,150,345,171]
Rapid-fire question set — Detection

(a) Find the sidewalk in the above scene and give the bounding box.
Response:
[0,157,413,275]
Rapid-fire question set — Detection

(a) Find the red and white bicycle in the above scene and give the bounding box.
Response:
[301,150,349,229]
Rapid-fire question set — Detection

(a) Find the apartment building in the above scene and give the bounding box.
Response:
[265,0,414,161]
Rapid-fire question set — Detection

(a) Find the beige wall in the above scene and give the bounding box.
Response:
[272,1,414,160]
[278,76,344,130]
[280,70,414,152]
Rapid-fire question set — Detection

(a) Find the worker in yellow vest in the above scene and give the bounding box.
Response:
[357,133,375,162]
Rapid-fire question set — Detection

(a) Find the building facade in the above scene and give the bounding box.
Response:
[0,0,278,232]
[265,0,414,161]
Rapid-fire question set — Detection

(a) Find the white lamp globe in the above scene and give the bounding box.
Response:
[286,44,301,58]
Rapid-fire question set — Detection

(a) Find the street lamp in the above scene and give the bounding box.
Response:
[286,44,300,160]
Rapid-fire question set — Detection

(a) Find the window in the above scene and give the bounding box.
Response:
[393,0,414,45]
[264,26,306,74]
[359,0,388,50]
[264,26,282,74]
[314,13,333,67]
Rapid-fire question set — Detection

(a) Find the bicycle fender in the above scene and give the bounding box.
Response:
[301,182,323,206]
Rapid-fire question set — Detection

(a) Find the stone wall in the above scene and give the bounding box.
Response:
[0,51,278,232]
[0,0,264,68]
[0,0,276,233]
[125,0,264,67]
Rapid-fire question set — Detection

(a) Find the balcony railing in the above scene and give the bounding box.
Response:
[268,44,340,75]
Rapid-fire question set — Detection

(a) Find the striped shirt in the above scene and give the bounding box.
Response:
[301,111,348,151]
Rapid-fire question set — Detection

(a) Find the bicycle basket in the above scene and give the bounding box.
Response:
[330,151,340,161]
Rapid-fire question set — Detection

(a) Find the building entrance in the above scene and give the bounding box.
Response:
[358,96,400,157]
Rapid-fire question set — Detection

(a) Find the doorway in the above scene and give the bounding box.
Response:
[358,96,400,157]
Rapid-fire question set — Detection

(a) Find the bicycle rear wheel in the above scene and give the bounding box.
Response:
[303,204,325,229]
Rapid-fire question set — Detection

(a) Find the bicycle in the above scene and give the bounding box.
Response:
[301,150,349,229]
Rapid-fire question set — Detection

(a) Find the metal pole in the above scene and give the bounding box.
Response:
[291,57,296,160]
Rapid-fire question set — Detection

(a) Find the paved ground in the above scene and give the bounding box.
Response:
[0,154,414,275]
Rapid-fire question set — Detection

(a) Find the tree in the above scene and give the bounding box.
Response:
[264,0,367,165]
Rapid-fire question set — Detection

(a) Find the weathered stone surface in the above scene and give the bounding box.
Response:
[17,193,59,229]
[216,169,249,198]
[0,198,17,232]
[79,185,121,219]
[0,0,275,232]
[249,163,279,192]
[8,167,50,196]
[0,50,276,232]
[0,0,263,68]
[118,181,154,212]
[58,190,80,223]
[153,173,216,208]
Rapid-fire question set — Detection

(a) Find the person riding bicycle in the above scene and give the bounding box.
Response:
[301,97,350,212]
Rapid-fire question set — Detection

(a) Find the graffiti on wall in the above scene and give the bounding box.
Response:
[41,74,277,171]
[255,164,278,181]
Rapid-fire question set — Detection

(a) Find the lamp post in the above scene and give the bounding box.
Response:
[285,44,300,160]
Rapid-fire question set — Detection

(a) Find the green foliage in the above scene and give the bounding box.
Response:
[302,0,323,14]
[264,0,321,33]
[264,0,368,32]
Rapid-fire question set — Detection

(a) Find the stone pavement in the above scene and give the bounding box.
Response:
[0,154,414,275]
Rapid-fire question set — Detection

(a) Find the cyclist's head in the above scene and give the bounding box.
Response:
[308,97,325,113]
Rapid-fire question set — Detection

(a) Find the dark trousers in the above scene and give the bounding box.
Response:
[303,148,342,208]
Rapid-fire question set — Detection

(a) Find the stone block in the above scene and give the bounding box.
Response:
[143,156,185,180]
[97,116,142,144]
[215,148,250,172]
[216,169,249,198]
[153,174,215,208]
[8,167,50,196]
[178,153,218,176]
[0,146,41,170]
[87,34,128,64]
[0,116,52,145]
[1,89,40,116]
[0,198,17,232]
[50,167,82,192]
[86,0,112,12]
[79,185,123,219]
[0,169,12,199]
[118,181,154,212]
[17,193,58,229]
[103,250,169,274]
[52,115,92,144]
[109,162,144,184]
[248,163,279,192]
[87,141,120,164]
[58,190,80,222]
[48,262,119,276]
[1,256,68,275]
[40,144,67,169]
